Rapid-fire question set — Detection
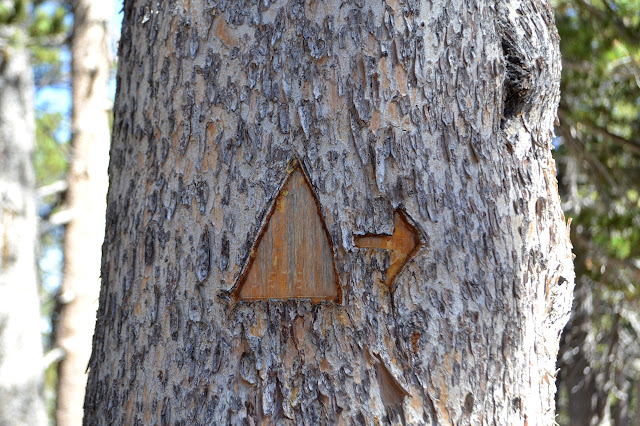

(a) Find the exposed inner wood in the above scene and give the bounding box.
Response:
[235,165,339,302]
[355,211,420,289]
[375,360,409,411]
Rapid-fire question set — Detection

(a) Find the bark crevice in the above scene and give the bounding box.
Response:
[500,33,533,121]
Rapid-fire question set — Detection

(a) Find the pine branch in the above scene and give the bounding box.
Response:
[574,0,640,47]
[558,108,640,156]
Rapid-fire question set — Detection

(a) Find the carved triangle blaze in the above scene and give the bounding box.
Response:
[234,164,340,302]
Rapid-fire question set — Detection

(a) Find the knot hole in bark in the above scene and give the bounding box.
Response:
[500,32,532,122]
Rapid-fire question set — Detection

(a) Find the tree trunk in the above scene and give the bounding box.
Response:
[55,1,112,425]
[0,28,47,426]
[84,1,574,424]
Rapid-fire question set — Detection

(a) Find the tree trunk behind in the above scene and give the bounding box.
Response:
[55,1,112,425]
[0,29,47,426]
[558,275,606,426]
[85,1,574,424]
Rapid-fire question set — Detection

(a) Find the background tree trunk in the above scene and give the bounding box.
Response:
[557,264,606,426]
[85,1,574,424]
[558,283,602,425]
[55,1,112,424]
[0,27,47,426]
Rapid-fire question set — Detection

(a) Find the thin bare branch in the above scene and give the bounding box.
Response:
[37,180,68,199]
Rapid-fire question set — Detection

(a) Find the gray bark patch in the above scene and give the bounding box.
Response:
[197,226,211,283]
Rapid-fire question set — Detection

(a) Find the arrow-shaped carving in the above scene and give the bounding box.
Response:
[354,210,420,289]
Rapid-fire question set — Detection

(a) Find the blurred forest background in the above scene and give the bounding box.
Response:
[0,0,639,424]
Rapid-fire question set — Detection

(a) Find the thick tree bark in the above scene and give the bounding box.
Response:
[85,1,574,424]
[0,28,47,426]
[55,1,112,425]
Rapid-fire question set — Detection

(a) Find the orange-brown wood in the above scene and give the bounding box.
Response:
[354,211,420,289]
[234,164,340,302]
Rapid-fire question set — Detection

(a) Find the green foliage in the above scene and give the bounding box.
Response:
[1,0,71,86]
[0,0,27,24]
[34,110,67,186]
[0,0,68,36]
[553,0,640,424]
[29,3,66,38]
[29,2,71,89]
